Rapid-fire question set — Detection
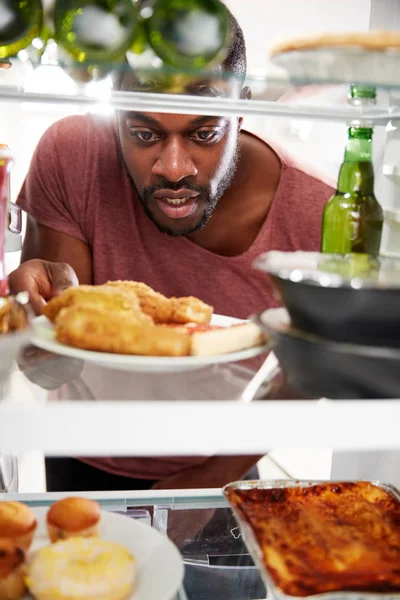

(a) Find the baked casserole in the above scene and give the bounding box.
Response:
[225,481,400,597]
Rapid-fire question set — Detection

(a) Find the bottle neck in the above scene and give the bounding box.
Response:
[343,136,373,162]
[337,129,375,194]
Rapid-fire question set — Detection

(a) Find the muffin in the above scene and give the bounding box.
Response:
[47,497,101,543]
[0,501,37,551]
[0,539,26,600]
[26,536,136,600]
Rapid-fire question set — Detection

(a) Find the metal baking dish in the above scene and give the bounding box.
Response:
[253,308,400,399]
[223,479,400,600]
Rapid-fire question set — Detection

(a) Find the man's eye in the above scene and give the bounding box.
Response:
[129,130,159,142]
[193,130,219,142]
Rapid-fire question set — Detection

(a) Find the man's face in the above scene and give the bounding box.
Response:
[117,75,241,236]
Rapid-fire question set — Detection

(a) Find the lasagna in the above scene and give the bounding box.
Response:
[225,481,400,597]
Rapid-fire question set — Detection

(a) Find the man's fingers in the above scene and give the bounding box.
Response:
[48,262,79,296]
[28,292,46,316]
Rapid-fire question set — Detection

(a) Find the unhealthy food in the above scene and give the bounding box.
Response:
[105,280,173,324]
[55,304,191,356]
[0,294,31,334]
[54,303,265,357]
[26,536,136,600]
[43,285,152,325]
[191,322,265,356]
[105,281,213,325]
[269,30,400,56]
[169,296,213,325]
[44,279,265,357]
[0,539,26,600]
[225,481,400,597]
[47,497,101,543]
[0,501,37,551]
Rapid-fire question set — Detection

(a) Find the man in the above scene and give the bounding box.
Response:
[9,8,333,491]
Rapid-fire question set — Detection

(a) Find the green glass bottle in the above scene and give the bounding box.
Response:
[0,0,43,59]
[144,0,231,69]
[321,122,383,255]
[53,0,139,64]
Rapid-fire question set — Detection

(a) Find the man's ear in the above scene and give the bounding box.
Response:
[240,85,252,100]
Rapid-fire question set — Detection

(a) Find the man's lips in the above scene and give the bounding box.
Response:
[152,188,201,220]
[155,196,199,220]
[153,189,200,200]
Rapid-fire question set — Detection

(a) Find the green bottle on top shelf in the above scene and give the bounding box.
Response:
[321,122,383,256]
[348,84,377,105]
[144,0,231,69]
[0,0,43,58]
[53,0,139,63]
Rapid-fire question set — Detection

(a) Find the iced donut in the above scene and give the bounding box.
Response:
[47,497,101,542]
[26,537,136,600]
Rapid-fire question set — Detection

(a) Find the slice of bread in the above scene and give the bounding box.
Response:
[190,322,266,357]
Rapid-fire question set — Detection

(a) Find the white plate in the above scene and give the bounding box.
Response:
[271,46,400,87]
[31,314,269,373]
[23,506,184,600]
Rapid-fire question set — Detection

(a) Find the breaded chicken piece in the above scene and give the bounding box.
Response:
[55,304,191,357]
[170,296,213,325]
[106,281,213,324]
[105,280,173,323]
[43,284,152,325]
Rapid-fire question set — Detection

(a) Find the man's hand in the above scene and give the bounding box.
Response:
[9,259,79,315]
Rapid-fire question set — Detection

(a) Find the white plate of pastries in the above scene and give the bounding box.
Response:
[0,497,184,600]
[31,281,269,372]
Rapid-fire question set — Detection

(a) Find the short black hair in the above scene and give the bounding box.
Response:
[221,8,247,80]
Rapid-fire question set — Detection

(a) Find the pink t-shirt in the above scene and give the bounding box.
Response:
[17,114,334,481]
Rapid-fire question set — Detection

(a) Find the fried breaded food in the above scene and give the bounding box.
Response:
[170,296,213,325]
[105,280,172,324]
[43,285,152,325]
[106,281,213,325]
[55,305,191,356]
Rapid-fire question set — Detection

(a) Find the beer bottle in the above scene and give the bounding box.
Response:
[144,0,230,69]
[0,0,43,59]
[321,121,383,255]
[53,0,139,64]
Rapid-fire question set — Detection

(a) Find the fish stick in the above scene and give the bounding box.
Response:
[105,281,213,324]
[104,280,173,323]
[43,285,152,325]
[170,296,213,325]
[55,304,191,357]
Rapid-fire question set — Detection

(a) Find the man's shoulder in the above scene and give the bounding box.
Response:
[248,131,335,193]
[284,155,335,193]
[44,113,117,149]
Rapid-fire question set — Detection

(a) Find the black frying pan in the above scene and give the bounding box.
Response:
[271,276,400,347]
[255,252,400,348]
[254,308,400,400]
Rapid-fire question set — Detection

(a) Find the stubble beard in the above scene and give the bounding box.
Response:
[137,141,241,237]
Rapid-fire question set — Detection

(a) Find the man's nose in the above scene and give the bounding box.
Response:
[152,137,198,182]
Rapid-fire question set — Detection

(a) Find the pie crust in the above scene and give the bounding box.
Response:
[269,30,400,56]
